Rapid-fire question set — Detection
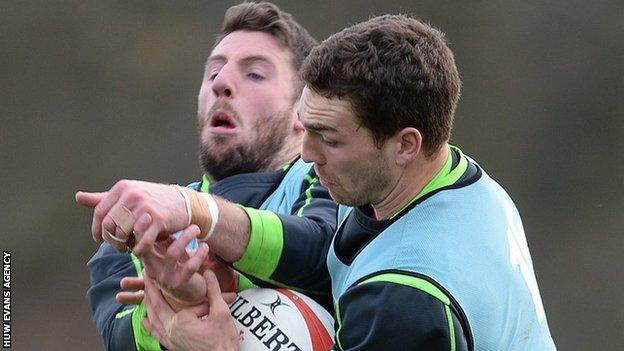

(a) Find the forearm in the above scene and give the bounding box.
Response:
[206,197,250,263]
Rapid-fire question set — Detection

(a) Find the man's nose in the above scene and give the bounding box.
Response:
[212,65,236,98]
[301,132,325,165]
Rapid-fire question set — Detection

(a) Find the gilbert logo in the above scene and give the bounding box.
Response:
[261,295,290,316]
[230,293,303,350]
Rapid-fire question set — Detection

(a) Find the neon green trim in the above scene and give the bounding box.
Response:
[281,163,291,171]
[237,274,259,291]
[200,174,211,193]
[390,145,468,218]
[128,254,160,350]
[231,206,325,295]
[334,300,344,351]
[130,253,143,278]
[115,306,136,319]
[131,303,161,351]
[296,174,318,217]
[445,304,457,351]
[358,273,451,305]
[233,207,283,279]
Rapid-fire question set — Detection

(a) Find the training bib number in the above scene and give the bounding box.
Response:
[504,201,546,323]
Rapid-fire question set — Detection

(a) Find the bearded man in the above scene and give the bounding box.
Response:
[78,3,336,351]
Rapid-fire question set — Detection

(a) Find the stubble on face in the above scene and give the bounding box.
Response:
[326,148,393,207]
[198,101,292,181]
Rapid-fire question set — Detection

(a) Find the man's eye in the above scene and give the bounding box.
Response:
[207,70,219,81]
[322,138,337,146]
[248,72,264,81]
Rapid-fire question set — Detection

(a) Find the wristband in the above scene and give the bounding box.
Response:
[199,193,219,241]
[173,185,192,227]
[178,187,219,241]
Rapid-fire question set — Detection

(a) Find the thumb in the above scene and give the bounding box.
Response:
[221,292,238,305]
[203,270,227,311]
[75,191,107,207]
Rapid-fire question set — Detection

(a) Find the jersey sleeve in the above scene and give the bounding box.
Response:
[333,273,470,351]
[87,243,163,351]
[233,168,336,299]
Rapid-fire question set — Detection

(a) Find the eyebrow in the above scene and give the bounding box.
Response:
[297,112,338,133]
[303,121,338,133]
[206,55,226,66]
[206,54,273,68]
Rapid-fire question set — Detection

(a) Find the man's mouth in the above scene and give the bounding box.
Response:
[208,111,239,134]
[315,167,334,187]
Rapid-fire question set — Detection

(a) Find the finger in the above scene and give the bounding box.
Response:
[143,277,170,338]
[116,290,144,305]
[222,292,238,305]
[140,242,169,281]
[120,276,145,291]
[141,317,166,347]
[141,317,154,336]
[130,213,151,255]
[108,202,136,236]
[113,226,130,244]
[178,241,209,281]
[75,191,106,208]
[145,310,166,343]
[144,314,174,351]
[132,212,152,238]
[144,276,175,323]
[165,225,201,263]
[100,213,119,243]
[133,219,163,258]
[203,270,229,315]
[102,228,127,252]
[91,190,121,241]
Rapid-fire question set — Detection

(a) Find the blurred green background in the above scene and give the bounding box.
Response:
[1,1,621,349]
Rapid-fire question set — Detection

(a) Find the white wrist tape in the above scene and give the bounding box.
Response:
[199,193,219,241]
[173,185,192,227]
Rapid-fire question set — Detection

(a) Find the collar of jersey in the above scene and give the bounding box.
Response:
[199,162,292,194]
[389,144,467,219]
[199,174,211,193]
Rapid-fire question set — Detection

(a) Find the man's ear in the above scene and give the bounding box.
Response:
[393,127,422,166]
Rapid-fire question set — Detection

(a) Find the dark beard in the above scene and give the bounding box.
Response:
[198,114,291,181]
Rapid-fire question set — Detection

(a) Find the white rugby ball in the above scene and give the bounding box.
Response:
[229,288,334,351]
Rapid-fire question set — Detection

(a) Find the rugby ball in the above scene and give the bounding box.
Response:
[229,288,334,351]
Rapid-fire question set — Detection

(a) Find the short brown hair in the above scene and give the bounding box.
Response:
[302,15,461,155]
[216,1,318,96]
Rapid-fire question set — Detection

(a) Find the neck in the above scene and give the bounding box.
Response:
[263,135,302,172]
[204,136,302,183]
[372,144,449,219]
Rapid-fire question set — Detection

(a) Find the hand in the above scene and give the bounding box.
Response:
[75,180,191,253]
[200,252,238,294]
[139,225,210,308]
[141,274,193,350]
[143,271,240,351]
[116,276,145,305]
